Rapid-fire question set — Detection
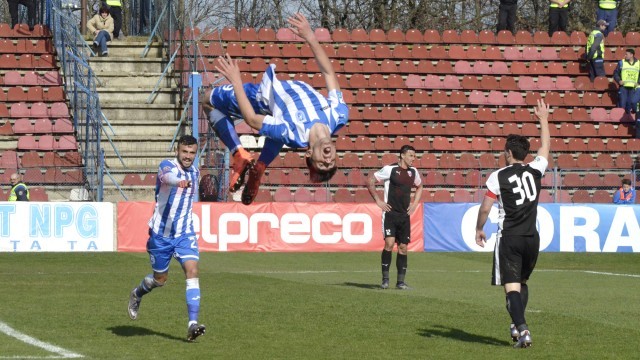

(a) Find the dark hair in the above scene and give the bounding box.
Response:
[399,145,416,155]
[99,7,110,14]
[622,179,631,186]
[627,48,635,56]
[178,135,198,146]
[306,156,337,183]
[505,134,530,161]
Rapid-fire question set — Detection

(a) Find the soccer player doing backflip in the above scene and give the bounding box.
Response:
[475,100,550,348]
[201,13,348,205]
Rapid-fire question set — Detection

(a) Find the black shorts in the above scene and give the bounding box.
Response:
[491,232,539,286]
[382,212,411,244]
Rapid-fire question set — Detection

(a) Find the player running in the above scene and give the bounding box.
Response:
[475,100,551,349]
[201,13,348,205]
[127,135,206,342]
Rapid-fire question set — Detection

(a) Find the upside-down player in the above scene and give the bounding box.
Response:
[200,13,348,204]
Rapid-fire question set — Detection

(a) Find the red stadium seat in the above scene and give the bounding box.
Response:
[592,190,612,203]
[572,190,592,203]
[273,188,293,202]
[293,188,313,202]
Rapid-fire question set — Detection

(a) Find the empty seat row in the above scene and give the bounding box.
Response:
[208,26,638,47]
[0,39,54,54]
[2,70,62,86]
[17,135,77,151]
[0,54,56,69]
[0,86,65,102]
[0,102,69,118]
[561,173,631,187]
[12,118,74,134]
[0,150,82,168]
[122,173,158,186]
[21,167,84,184]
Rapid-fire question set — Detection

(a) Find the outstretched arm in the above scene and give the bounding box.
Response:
[534,99,550,161]
[288,13,340,92]
[215,54,265,130]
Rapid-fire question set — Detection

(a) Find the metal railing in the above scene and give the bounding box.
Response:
[46,0,125,201]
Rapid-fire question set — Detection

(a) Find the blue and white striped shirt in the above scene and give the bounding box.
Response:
[148,158,200,238]
[256,64,349,148]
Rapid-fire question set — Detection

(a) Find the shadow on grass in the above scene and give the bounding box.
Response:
[108,325,186,342]
[418,325,510,346]
[339,282,382,290]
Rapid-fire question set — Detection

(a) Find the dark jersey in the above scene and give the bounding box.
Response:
[485,156,548,236]
[374,165,421,214]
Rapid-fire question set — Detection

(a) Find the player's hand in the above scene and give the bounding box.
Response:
[376,199,391,212]
[475,230,486,248]
[287,13,314,41]
[178,180,192,188]
[407,203,418,215]
[215,54,242,86]
[534,99,549,123]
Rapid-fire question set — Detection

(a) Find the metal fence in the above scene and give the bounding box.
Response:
[45,0,124,201]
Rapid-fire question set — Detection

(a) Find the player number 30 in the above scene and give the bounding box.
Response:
[508,172,537,205]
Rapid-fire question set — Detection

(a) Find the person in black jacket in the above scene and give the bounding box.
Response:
[497,0,518,34]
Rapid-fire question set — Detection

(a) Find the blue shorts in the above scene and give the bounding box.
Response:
[209,83,269,120]
[146,232,199,273]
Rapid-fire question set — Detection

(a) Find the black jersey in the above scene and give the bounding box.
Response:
[485,156,548,236]
[374,165,421,214]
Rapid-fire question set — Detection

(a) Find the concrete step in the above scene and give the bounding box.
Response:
[97,87,179,104]
[94,71,175,88]
[88,57,166,73]
[101,103,181,122]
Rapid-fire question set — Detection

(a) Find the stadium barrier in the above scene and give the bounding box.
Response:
[0,202,114,252]
[425,203,640,253]
[117,202,424,252]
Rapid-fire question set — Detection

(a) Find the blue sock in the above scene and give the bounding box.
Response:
[210,111,241,154]
[257,137,283,165]
[186,278,201,324]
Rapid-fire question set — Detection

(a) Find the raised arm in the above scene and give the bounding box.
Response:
[534,99,550,161]
[288,13,340,92]
[215,54,265,130]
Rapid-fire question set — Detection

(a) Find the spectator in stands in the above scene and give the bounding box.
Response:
[596,0,619,36]
[87,7,114,57]
[613,179,635,204]
[138,0,151,35]
[127,135,206,342]
[367,145,422,290]
[105,0,123,40]
[613,49,640,114]
[6,0,36,31]
[8,173,29,201]
[201,13,348,206]
[497,0,517,34]
[548,0,570,36]
[586,20,608,81]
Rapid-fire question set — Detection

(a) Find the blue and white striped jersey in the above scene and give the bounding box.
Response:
[256,64,349,148]
[148,158,200,238]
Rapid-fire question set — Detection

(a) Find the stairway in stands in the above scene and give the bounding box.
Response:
[89,37,182,201]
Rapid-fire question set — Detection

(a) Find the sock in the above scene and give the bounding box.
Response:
[381,250,392,280]
[520,284,529,310]
[186,278,201,324]
[396,253,407,283]
[257,137,282,165]
[210,110,241,154]
[134,274,162,298]
[506,291,527,331]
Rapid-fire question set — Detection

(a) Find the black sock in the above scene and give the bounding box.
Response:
[396,253,407,283]
[506,291,527,330]
[520,284,529,310]
[381,250,392,280]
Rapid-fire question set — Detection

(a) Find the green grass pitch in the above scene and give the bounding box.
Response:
[0,252,638,359]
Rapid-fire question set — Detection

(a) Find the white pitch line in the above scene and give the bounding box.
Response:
[237,269,640,278]
[0,321,83,359]
[538,269,640,278]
